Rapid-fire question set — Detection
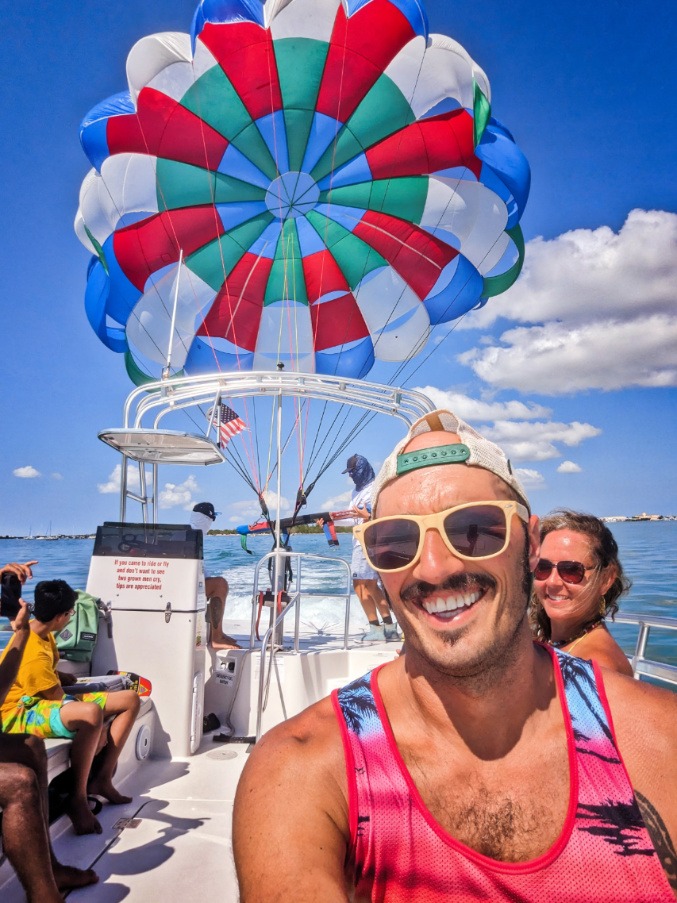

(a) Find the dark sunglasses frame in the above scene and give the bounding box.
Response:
[533,559,596,585]
[354,500,530,574]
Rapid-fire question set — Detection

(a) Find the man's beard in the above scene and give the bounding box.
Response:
[382,541,534,688]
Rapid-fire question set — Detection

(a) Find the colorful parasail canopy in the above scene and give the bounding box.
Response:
[75,0,530,385]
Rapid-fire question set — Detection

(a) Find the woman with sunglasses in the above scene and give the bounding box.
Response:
[531,509,633,675]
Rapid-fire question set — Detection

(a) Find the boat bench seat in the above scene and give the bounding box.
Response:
[0,697,154,802]
[44,737,74,783]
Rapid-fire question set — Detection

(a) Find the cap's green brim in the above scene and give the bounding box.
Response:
[396,444,471,477]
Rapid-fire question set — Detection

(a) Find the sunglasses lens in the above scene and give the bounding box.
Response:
[364,519,420,570]
[557,561,586,584]
[444,505,508,558]
[534,560,586,584]
[534,560,553,580]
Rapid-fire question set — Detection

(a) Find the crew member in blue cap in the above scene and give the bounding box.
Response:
[190,503,241,650]
[342,456,400,643]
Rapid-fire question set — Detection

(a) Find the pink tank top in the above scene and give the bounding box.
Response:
[332,647,673,902]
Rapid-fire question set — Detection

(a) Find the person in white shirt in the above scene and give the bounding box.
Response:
[342,456,399,643]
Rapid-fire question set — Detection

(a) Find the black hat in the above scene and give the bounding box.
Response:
[341,454,359,474]
[192,501,218,521]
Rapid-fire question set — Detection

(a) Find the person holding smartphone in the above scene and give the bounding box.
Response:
[0,561,98,900]
[0,578,140,835]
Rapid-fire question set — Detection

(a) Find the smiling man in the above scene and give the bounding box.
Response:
[233,410,677,902]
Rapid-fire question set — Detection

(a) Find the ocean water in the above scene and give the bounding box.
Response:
[1,521,676,664]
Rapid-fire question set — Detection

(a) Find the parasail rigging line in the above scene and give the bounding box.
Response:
[75,0,531,521]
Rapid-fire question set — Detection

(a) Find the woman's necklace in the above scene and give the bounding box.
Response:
[548,616,605,650]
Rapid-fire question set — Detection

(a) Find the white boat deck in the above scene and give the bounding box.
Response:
[58,737,246,903]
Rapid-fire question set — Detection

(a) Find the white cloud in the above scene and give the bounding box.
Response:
[516,468,546,490]
[229,499,261,516]
[456,209,677,393]
[226,492,293,525]
[557,461,582,473]
[320,491,353,514]
[13,466,40,479]
[413,387,552,421]
[226,499,268,525]
[410,389,601,464]
[483,420,601,462]
[468,209,677,326]
[51,473,63,480]
[261,491,292,516]
[460,317,677,393]
[158,476,199,509]
[102,469,201,511]
[97,465,140,495]
[228,494,355,528]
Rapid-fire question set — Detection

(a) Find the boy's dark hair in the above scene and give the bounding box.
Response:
[33,580,78,623]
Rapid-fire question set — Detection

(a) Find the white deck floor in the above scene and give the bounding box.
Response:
[0,731,249,902]
[70,737,246,902]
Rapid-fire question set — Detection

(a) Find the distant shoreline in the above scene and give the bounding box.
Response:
[1,517,675,541]
[601,515,677,523]
[0,534,98,541]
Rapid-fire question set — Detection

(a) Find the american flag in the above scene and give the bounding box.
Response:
[209,403,246,448]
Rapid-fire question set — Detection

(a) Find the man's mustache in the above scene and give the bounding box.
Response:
[400,573,496,604]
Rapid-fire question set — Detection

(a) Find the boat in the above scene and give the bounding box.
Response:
[0,371,675,902]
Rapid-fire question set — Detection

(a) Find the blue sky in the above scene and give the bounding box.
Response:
[0,0,675,536]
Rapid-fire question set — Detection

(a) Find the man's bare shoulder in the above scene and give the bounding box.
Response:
[235,693,347,824]
[249,693,342,760]
[601,670,677,786]
[233,694,351,903]
[602,669,677,724]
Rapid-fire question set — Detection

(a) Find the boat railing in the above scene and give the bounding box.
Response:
[122,371,436,431]
[100,371,436,524]
[610,612,677,689]
[250,551,353,741]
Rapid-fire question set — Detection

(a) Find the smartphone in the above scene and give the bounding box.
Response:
[0,573,23,619]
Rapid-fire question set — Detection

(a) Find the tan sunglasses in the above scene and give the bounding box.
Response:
[354,500,530,573]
